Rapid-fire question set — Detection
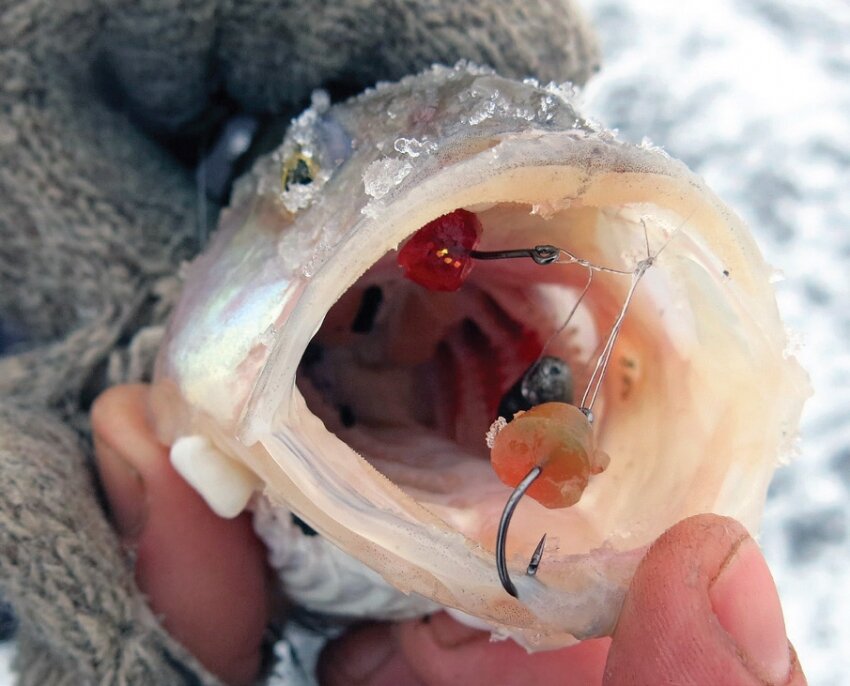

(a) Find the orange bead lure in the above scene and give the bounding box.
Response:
[491,402,609,597]
[490,403,609,509]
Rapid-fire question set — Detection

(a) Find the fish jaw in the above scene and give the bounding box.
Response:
[151,65,808,649]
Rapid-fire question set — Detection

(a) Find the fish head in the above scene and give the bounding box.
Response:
[152,64,808,648]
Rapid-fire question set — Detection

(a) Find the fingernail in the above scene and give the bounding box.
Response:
[94,436,147,539]
[710,537,791,685]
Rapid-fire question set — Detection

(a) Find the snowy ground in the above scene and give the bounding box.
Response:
[2,0,847,684]
[580,1,850,683]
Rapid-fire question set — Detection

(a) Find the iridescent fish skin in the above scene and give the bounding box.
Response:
[152,64,808,649]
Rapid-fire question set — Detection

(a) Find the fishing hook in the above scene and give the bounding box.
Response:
[495,465,548,597]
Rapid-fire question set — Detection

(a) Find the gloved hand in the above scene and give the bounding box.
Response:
[0,2,598,683]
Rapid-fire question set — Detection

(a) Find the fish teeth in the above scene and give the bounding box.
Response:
[170,435,260,518]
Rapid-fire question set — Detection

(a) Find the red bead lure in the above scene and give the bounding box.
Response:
[396,209,482,291]
[396,209,560,291]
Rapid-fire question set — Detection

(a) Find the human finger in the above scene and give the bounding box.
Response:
[92,383,271,686]
[604,513,806,686]
[319,612,610,686]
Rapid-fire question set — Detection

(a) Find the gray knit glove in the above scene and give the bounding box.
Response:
[0,2,598,683]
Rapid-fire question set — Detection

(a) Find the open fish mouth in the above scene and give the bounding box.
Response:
[298,204,664,563]
[152,64,808,648]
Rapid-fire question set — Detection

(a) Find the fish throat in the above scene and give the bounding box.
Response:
[296,201,657,567]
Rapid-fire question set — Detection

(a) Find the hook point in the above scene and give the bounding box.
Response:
[527,534,547,576]
[496,466,546,598]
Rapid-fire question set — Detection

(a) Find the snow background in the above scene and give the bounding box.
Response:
[579,1,849,684]
[2,0,848,683]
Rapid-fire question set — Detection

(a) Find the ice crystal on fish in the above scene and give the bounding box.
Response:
[461,88,537,126]
[393,137,436,158]
[280,183,317,213]
[486,417,508,449]
[362,158,413,199]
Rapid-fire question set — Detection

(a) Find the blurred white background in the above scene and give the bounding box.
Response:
[581,1,850,683]
[2,0,848,683]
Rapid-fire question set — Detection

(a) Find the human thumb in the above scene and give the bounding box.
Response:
[604,514,805,685]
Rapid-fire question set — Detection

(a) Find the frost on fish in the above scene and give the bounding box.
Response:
[151,63,808,649]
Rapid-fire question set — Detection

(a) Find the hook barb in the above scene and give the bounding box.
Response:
[495,465,547,598]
